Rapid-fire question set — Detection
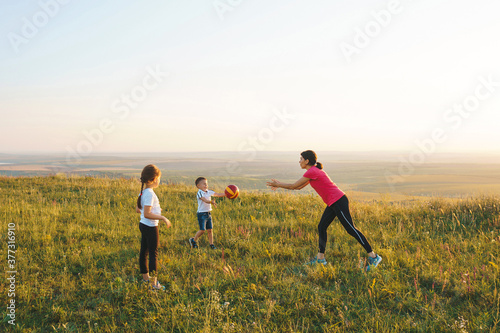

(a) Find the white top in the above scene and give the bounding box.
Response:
[197,189,215,213]
[140,188,162,227]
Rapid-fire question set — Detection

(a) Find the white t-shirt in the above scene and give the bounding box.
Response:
[197,189,215,213]
[140,188,162,227]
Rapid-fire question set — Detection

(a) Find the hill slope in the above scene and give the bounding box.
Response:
[1,176,499,332]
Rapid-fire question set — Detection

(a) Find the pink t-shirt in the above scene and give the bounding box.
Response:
[303,166,345,206]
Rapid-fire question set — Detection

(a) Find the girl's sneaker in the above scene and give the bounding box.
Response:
[366,254,382,272]
[142,279,166,291]
[151,281,166,291]
[306,256,327,266]
[210,244,217,250]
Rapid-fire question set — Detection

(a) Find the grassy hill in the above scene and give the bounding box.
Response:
[1,176,499,332]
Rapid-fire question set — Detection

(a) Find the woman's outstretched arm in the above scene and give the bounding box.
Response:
[267,177,310,190]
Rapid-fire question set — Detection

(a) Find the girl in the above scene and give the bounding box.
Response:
[136,164,172,290]
[266,150,382,271]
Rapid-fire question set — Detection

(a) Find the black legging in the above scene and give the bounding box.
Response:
[139,223,159,274]
[318,195,372,254]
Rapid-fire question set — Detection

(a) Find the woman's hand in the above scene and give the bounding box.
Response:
[267,177,309,191]
[266,179,281,190]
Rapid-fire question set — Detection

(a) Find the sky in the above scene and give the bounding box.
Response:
[1,0,500,157]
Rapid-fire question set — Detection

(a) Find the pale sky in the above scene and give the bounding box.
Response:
[1,0,499,156]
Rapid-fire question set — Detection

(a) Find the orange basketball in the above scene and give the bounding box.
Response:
[225,185,239,199]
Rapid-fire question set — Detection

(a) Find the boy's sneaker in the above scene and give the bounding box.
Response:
[210,244,217,250]
[189,238,198,249]
[306,256,327,266]
[366,254,382,272]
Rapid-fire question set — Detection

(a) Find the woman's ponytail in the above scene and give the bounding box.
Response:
[301,150,324,169]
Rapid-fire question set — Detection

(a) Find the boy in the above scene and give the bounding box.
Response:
[189,177,225,249]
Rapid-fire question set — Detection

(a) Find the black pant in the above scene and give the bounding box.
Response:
[318,195,373,254]
[139,223,159,274]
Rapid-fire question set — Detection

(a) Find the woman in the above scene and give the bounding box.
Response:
[266,150,382,270]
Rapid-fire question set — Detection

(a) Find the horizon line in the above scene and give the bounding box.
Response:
[2,150,500,156]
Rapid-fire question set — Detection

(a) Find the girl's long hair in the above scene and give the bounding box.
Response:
[301,150,323,170]
[137,164,161,209]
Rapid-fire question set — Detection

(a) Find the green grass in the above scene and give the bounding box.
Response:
[1,175,500,332]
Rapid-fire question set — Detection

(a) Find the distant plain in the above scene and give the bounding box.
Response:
[2,151,500,199]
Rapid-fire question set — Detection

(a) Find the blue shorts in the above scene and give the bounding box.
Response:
[197,212,213,230]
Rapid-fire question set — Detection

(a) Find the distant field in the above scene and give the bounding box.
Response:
[1,152,500,198]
